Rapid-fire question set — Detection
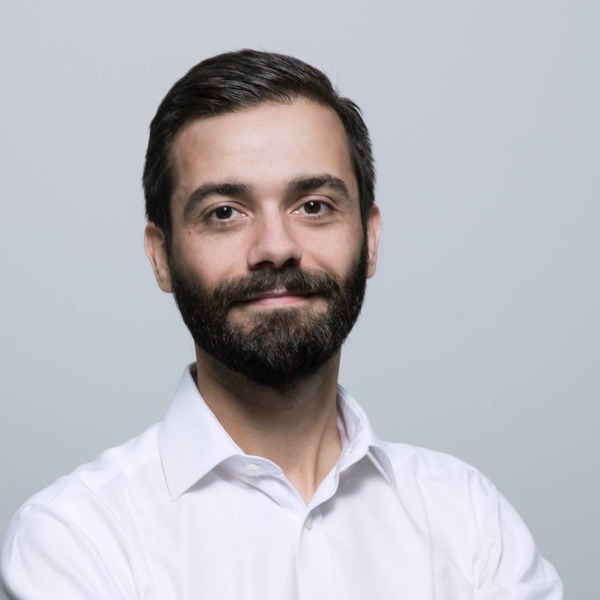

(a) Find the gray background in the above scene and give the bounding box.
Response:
[1,1,598,597]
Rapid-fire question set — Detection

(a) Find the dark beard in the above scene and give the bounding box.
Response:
[168,243,368,390]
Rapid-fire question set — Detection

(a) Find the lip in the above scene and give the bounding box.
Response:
[241,290,313,308]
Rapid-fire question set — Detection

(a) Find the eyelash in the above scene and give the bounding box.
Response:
[203,198,333,226]
[206,205,246,222]
[293,199,332,217]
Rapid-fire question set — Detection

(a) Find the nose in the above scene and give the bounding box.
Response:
[247,211,302,270]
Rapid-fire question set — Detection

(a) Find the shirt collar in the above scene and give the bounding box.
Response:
[336,384,397,488]
[158,365,396,500]
[158,366,241,500]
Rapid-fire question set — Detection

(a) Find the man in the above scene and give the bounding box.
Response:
[1,50,562,599]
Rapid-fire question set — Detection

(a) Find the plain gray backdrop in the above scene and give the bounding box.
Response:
[1,1,598,597]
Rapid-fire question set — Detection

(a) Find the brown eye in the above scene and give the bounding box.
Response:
[215,206,234,219]
[296,200,330,216]
[207,205,244,222]
[304,200,323,214]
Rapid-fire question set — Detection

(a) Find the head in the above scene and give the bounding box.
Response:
[143,51,380,390]
[143,49,375,249]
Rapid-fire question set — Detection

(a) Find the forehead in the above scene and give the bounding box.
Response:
[170,99,357,204]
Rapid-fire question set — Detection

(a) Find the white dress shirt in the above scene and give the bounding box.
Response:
[1,366,562,599]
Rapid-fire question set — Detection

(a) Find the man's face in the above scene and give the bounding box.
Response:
[145,99,381,389]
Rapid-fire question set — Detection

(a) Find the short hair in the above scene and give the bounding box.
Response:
[143,49,375,246]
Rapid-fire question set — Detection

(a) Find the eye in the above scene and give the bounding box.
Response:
[207,205,245,221]
[294,200,331,216]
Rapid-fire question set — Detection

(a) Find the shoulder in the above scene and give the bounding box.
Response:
[380,441,505,517]
[377,442,512,549]
[379,442,562,592]
[3,422,163,548]
[1,424,162,597]
[382,440,485,480]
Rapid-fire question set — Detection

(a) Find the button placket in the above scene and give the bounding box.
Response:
[297,506,336,598]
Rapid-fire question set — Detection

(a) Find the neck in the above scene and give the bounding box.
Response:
[193,348,343,504]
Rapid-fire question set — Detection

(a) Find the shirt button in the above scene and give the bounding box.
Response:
[245,463,261,477]
[304,514,314,530]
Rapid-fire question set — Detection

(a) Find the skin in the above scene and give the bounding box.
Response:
[145,99,381,503]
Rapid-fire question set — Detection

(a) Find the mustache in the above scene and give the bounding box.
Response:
[211,268,341,308]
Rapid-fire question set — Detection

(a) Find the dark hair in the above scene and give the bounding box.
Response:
[143,49,375,245]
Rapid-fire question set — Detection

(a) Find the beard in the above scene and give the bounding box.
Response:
[168,242,369,391]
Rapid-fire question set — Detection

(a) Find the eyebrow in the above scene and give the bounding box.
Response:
[182,173,351,222]
[286,174,351,200]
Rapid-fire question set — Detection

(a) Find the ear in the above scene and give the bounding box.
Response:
[365,204,382,278]
[144,223,173,293]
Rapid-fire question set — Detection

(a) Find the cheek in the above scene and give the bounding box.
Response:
[174,236,246,287]
[305,227,364,268]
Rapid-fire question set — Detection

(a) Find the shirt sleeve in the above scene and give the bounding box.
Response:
[470,471,564,600]
[1,503,138,600]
